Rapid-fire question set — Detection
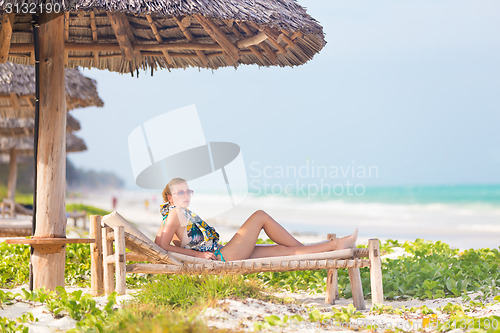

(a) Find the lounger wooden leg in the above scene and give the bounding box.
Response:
[325,234,340,304]
[369,239,384,305]
[90,215,104,296]
[325,268,338,304]
[115,226,126,295]
[348,265,366,310]
[102,227,115,295]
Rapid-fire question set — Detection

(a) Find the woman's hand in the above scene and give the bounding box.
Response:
[196,251,218,260]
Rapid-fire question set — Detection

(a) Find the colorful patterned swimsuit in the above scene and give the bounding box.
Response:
[160,203,224,260]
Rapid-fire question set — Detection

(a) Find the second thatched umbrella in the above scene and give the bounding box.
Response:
[0,0,325,291]
[0,62,103,214]
[0,133,87,218]
[0,62,103,119]
[0,115,81,138]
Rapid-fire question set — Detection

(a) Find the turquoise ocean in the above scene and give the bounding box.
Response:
[250,184,500,205]
[242,184,500,250]
[126,184,500,250]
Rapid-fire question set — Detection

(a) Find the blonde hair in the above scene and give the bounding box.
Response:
[162,178,187,203]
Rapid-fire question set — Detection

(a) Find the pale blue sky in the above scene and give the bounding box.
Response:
[70,0,500,189]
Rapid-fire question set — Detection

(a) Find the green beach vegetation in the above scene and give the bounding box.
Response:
[0,205,498,332]
[0,184,33,206]
[251,238,500,301]
[65,204,110,217]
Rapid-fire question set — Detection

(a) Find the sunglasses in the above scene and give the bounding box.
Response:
[172,189,194,197]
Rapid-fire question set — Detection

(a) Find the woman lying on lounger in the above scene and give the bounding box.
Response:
[155,178,358,262]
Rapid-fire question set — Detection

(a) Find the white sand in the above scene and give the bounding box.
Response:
[0,286,134,332]
[202,292,500,332]
[2,283,499,333]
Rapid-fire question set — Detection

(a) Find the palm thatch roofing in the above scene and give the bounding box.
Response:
[0,114,81,137]
[1,0,325,73]
[0,62,104,118]
[0,133,87,154]
[0,152,30,164]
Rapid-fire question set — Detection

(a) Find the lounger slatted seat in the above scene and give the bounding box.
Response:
[0,223,31,237]
[90,212,384,310]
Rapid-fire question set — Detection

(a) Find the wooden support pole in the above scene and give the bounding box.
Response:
[348,264,366,310]
[115,226,126,295]
[369,239,384,305]
[31,12,67,291]
[64,12,69,66]
[0,13,15,63]
[325,234,339,304]
[90,215,103,296]
[102,226,115,295]
[7,149,17,203]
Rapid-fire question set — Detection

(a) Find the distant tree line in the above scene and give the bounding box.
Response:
[66,158,124,190]
[0,158,124,192]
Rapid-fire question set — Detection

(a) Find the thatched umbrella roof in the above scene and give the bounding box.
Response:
[2,0,325,73]
[0,1,325,292]
[0,152,31,164]
[0,62,104,118]
[0,133,87,154]
[0,114,81,137]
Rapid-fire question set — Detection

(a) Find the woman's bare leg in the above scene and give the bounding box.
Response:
[247,232,358,259]
[239,210,303,246]
[220,210,358,261]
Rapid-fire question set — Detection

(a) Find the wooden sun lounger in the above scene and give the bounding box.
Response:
[67,211,87,229]
[1,199,33,219]
[89,212,384,310]
[0,199,32,236]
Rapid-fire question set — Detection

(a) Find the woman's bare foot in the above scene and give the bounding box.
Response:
[334,229,358,250]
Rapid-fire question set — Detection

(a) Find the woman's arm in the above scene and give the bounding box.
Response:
[155,209,217,260]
